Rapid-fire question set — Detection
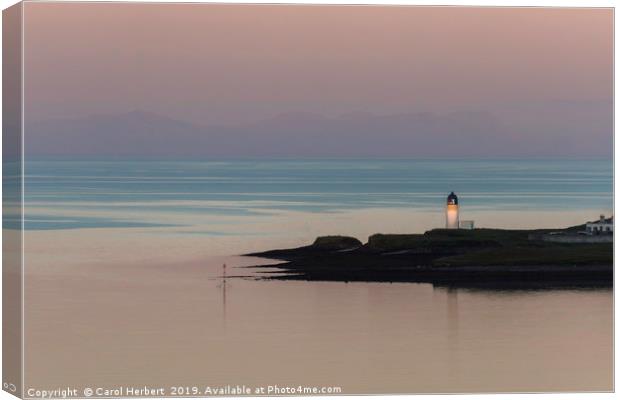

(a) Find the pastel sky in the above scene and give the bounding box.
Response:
[22,3,613,158]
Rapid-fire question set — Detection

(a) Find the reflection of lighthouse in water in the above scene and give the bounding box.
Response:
[446,191,459,229]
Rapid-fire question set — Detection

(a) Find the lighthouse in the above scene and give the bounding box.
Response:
[446,191,459,229]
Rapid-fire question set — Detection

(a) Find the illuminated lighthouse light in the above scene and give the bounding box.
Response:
[446,191,459,229]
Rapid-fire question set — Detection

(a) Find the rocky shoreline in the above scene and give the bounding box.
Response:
[246,227,613,286]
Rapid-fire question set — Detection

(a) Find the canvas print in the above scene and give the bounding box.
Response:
[2,2,613,398]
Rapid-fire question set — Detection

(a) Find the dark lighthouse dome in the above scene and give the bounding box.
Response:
[447,191,458,205]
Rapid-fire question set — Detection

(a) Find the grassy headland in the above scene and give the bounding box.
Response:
[247,226,612,286]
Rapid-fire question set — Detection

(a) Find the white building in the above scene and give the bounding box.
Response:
[445,192,459,229]
[459,220,474,230]
[586,215,613,235]
[445,192,476,230]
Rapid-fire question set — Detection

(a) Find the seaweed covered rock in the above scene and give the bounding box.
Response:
[311,236,362,250]
[367,234,427,252]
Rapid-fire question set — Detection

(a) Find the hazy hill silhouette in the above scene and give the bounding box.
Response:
[25,108,610,158]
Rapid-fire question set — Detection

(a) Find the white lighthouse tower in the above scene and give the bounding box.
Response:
[446,191,459,229]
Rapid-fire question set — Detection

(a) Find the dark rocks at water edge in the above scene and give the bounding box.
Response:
[246,227,612,285]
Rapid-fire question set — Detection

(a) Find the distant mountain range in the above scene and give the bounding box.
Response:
[24,109,612,158]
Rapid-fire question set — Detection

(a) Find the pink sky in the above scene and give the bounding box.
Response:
[21,4,613,157]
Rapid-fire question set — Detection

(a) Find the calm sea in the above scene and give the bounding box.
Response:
[16,158,614,393]
[15,158,613,230]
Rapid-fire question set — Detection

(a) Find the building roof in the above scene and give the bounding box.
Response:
[447,191,458,205]
[586,216,613,225]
